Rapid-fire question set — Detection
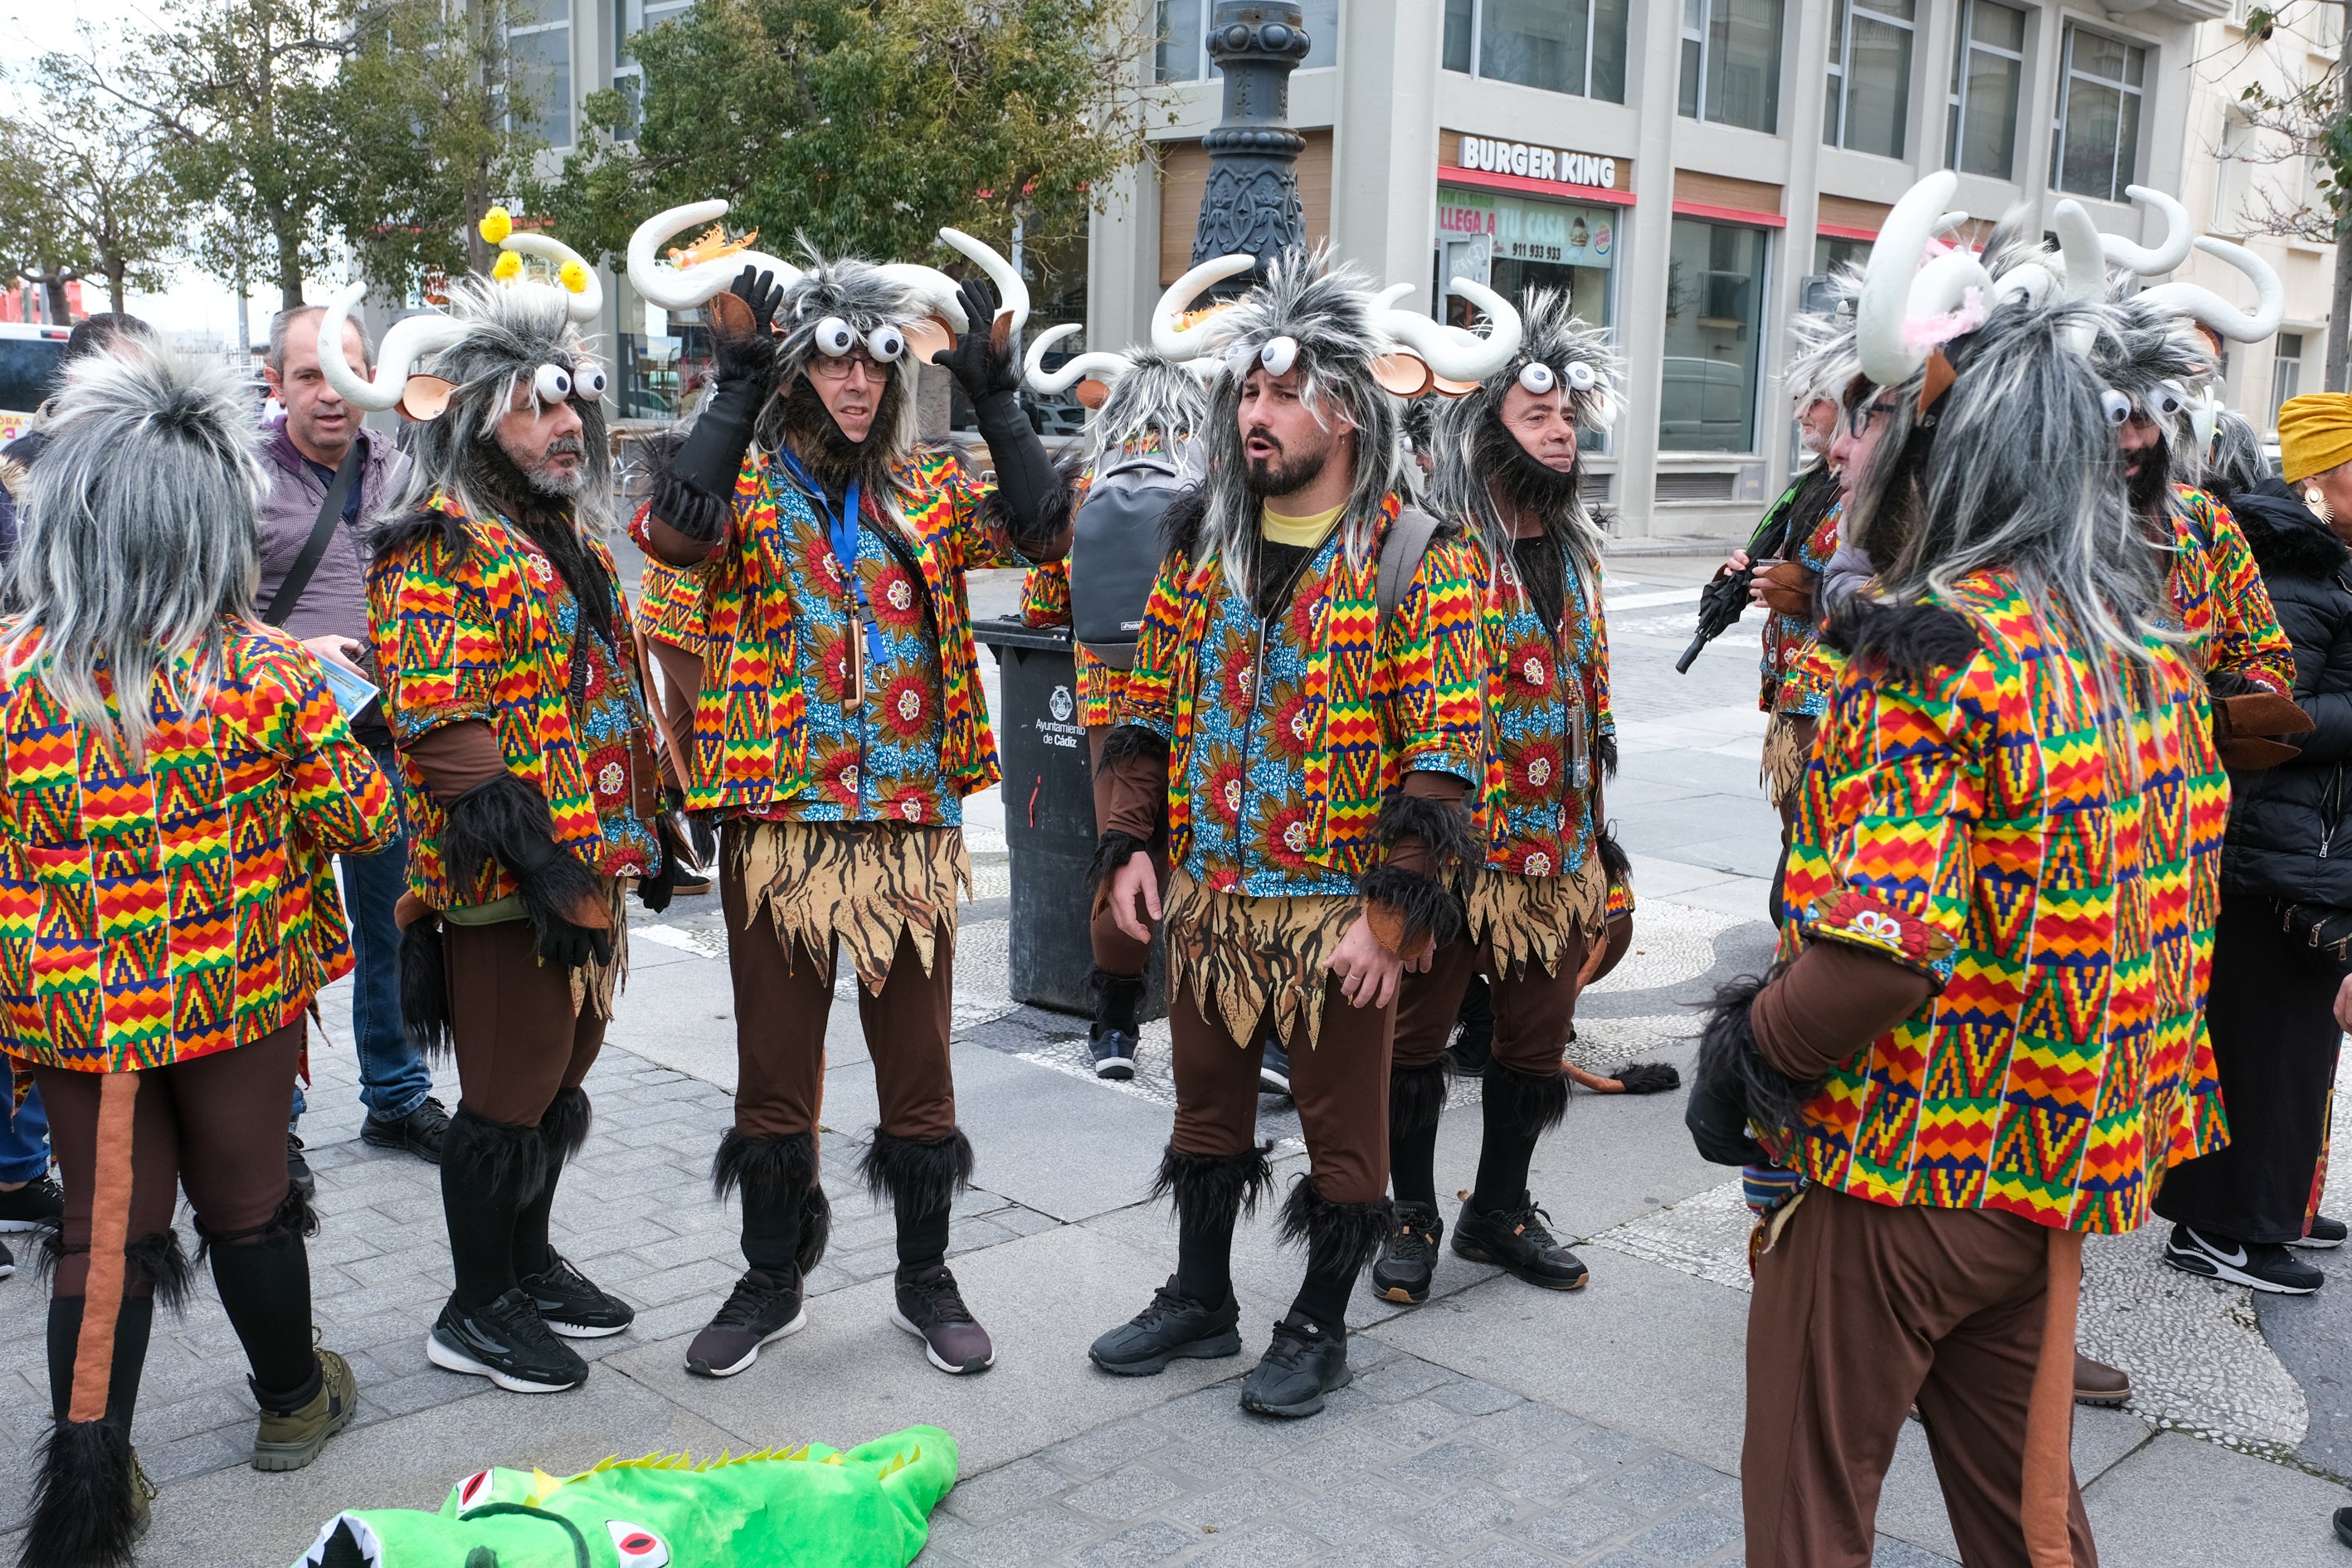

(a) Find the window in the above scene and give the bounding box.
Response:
[512,0,572,148]
[1814,236,1868,275]
[608,0,693,137]
[1680,0,1785,134]
[1660,217,1767,453]
[1440,0,1629,102]
[2273,332,2306,427]
[1946,0,2024,178]
[2053,24,2146,202]
[1824,0,1915,158]
[1156,0,1336,82]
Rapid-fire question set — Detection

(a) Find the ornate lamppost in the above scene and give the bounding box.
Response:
[1192,2,1312,287]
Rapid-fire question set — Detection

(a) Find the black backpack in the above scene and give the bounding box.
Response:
[1069,447,1195,669]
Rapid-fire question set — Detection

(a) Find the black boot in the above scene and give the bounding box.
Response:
[514,1089,632,1339]
[1088,969,1148,1081]
[32,1292,156,1568]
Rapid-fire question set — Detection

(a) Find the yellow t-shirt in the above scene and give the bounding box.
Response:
[1261,501,1346,548]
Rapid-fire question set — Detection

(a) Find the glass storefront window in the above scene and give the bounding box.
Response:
[1436,188,1618,328]
[1157,0,1337,81]
[1660,217,1765,453]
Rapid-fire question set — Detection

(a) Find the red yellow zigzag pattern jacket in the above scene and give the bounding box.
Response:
[1777,573,2228,1234]
[0,623,396,1071]
[1118,496,1485,879]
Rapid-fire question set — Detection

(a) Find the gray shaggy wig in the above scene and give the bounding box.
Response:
[1425,288,1621,585]
[7,349,266,760]
[1782,265,1864,416]
[759,248,923,484]
[1191,251,1411,595]
[385,276,614,538]
[2087,295,2216,482]
[1845,294,2173,696]
[1089,353,1209,468]
[2206,407,2272,497]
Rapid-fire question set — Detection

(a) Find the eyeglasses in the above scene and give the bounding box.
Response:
[807,351,885,382]
[1845,399,1897,438]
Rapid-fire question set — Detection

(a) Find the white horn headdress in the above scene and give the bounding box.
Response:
[626,199,804,310]
[1023,323,1133,398]
[938,228,1029,337]
[1857,172,2003,388]
[1152,255,1258,359]
[315,282,468,418]
[1381,279,1525,389]
[2101,185,2194,278]
[497,231,604,324]
[2137,236,2286,343]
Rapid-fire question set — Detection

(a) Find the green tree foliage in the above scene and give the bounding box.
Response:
[0,77,194,314]
[550,0,1156,275]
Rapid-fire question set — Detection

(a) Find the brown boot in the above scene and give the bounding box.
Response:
[2072,1349,2131,1408]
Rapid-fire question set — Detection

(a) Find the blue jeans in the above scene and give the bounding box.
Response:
[292,743,433,1127]
[0,1071,47,1182]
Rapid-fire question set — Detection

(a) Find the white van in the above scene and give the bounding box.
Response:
[0,323,74,446]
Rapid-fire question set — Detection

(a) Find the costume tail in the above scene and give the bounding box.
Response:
[22,1413,139,1568]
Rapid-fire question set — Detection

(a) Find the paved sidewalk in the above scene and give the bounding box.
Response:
[6,558,2352,1566]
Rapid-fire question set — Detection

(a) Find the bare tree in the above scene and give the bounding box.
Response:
[0,79,192,314]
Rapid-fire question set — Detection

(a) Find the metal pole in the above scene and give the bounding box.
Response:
[1192,2,1311,294]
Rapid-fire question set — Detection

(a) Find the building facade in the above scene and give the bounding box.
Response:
[1087,0,2227,539]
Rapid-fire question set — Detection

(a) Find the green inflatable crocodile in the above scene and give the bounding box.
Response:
[292,1426,957,1567]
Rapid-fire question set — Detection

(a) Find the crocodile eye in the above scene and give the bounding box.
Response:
[2101,388,2132,426]
[1564,361,1597,392]
[573,363,608,399]
[608,1521,669,1565]
[1259,336,1298,376]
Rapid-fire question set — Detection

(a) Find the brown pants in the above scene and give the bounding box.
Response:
[721,849,956,1144]
[1171,976,1390,1205]
[1088,723,1165,976]
[444,919,606,1127]
[36,1023,304,1298]
[1391,928,1589,1076]
[1744,1187,2096,1568]
[648,636,702,760]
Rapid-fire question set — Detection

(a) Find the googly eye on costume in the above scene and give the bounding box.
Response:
[1564,362,1598,392]
[573,363,609,400]
[1517,363,1556,395]
[1259,336,1299,377]
[2101,389,2133,426]
[814,317,857,358]
[2154,379,2187,417]
[533,364,573,404]
[866,324,906,363]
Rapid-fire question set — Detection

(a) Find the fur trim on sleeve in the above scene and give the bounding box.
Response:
[1089,830,1153,893]
[1819,597,1980,677]
[645,468,733,545]
[1158,484,1210,559]
[1099,723,1170,769]
[1359,864,1464,952]
[1374,789,1478,872]
[1692,962,1822,1157]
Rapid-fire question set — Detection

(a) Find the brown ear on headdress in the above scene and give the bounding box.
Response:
[705,291,753,339]
[399,376,455,421]
[1373,353,1434,399]
[1917,348,1956,417]
[2194,323,2223,357]
[906,316,956,363]
[1430,374,1479,398]
[990,310,1014,355]
[1074,378,1111,411]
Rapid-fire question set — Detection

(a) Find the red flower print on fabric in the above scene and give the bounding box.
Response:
[870,562,923,631]
[1264,802,1315,871]
[1507,740,1563,801]
[1268,692,1314,758]
[1209,760,1245,826]
[1220,653,1260,711]
[816,747,863,806]
[1210,867,1242,893]
[879,671,930,742]
[800,534,850,597]
[1507,843,1556,878]
[1288,574,1327,643]
[813,634,852,704]
[883,782,929,823]
[1507,638,1553,694]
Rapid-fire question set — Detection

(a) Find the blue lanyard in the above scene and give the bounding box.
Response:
[779,451,882,666]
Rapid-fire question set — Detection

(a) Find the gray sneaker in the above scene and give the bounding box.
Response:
[890,1264,994,1375]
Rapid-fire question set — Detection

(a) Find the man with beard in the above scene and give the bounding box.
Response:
[1374,292,1668,1307]
[1690,172,2226,1568]
[629,213,1071,1381]
[344,230,675,1395]
[1084,254,1496,1418]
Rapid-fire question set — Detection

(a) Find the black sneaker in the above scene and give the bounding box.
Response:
[0,1173,63,1231]
[684,1269,809,1378]
[1089,1277,1243,1376]
[520,1253,635,1338]
[1238,1312,1350,1418]
[1370,1202,1444,1306]
[361,1096,450,1163]
[1090,973,1146,1081]
[2291,1215,2348,1250]
[2164,1225,2323,1293]
[286,1132,316,1201]
[0,1237,13,1279]
[426,1288,589,1393]
[890,1264,995,1375]
[1259,1040,1291,1097]
[1091,1023,1139,1080]
[1452,1193,1590,1291]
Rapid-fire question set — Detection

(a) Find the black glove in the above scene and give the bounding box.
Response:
[657,265,786,536]
[930,276,1068,553]
[1685,1064,1767,1166]
[637,828,680,914]
[442,774,614,969]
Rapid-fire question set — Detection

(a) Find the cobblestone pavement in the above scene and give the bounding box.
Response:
[7,560,2352,1567]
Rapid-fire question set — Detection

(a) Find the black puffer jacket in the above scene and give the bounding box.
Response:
[2218,475,2352,908]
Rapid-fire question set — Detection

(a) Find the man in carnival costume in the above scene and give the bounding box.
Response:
[630,205,1074,1380]
[1084,251,1498,1417]
[12,348,396,1566]
[1689,171,2227,1565]
[340,217,677,1396]
[1016,333,1209,1079]
[1372,290,1666,1307]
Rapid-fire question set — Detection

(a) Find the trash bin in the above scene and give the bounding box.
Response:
[976,616,1166,1020]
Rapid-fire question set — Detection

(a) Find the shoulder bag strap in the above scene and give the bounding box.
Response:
[1375,506,1442,627]
[263,441,363,627]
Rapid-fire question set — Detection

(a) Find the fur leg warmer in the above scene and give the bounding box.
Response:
[36,1227,197,1314]
[1484,1060,1571,1139]
[192,1185,317,1265]
[1276,1174,1395,1278]
[538,1086,592,1166]
[1390,1059,1452,1140]
[446,1106,549,1202]
[711,1127,818,1202]
[1149,1142,1274,1223]
[22,1410,140,1568]
[859,1128,975,1216]
[400,918,451,1059]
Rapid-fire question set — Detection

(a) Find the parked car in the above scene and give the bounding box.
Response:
[0,323,72,446]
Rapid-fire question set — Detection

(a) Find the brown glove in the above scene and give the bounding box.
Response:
[1753,561,1819,618]
[2215,691,2314,771]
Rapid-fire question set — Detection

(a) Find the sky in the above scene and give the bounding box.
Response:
[7,0,275,348]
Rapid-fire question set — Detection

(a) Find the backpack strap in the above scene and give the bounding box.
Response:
[1375,505,1441,626]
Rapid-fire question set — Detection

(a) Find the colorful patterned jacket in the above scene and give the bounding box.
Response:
[1472,544,1612,879]
[633,448,1035,816]
[1020,559,1127,727]
[1119,496,1484,886]
[1760,477,1845,717]
[368,498,660,910]
[635,557,710,660]
[0,624,396,1071]
[1775,576,2227,1234]
[2169,485,2294,696]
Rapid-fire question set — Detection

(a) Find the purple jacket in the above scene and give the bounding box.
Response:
[256,416,410,645]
